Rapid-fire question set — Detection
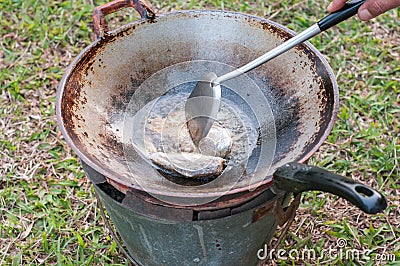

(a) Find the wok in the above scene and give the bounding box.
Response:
[56,0,386,212]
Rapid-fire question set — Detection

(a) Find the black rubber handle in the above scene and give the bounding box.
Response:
[318,0,366,31]
[273,162,387,214]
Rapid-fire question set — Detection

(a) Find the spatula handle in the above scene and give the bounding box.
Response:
[214,0,366,85]
[318,0,366,31]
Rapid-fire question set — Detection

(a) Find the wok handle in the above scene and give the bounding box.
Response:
[273,162,387,214]
[318,0,366,31]
[93,0,156,37]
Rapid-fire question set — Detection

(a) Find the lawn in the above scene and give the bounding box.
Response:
[0,0,399,265]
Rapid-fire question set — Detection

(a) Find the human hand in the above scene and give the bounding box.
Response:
[328,0,400,20]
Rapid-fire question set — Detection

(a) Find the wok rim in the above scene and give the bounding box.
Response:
[56,10,339,199]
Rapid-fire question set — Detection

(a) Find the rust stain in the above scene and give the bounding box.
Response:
[273,193,301,226]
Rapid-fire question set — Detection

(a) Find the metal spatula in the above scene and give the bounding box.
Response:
[185,0,365,146]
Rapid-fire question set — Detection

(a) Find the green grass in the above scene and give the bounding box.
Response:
[1,0,399,265]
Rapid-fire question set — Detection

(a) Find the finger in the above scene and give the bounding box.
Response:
[358,0,400,20]
[327,0,348,12]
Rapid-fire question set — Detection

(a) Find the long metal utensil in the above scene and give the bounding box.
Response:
[185,0,365,146]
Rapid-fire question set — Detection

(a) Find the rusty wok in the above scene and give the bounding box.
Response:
[56,1,386,265]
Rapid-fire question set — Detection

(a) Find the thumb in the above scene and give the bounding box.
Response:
[358,0,400,20]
